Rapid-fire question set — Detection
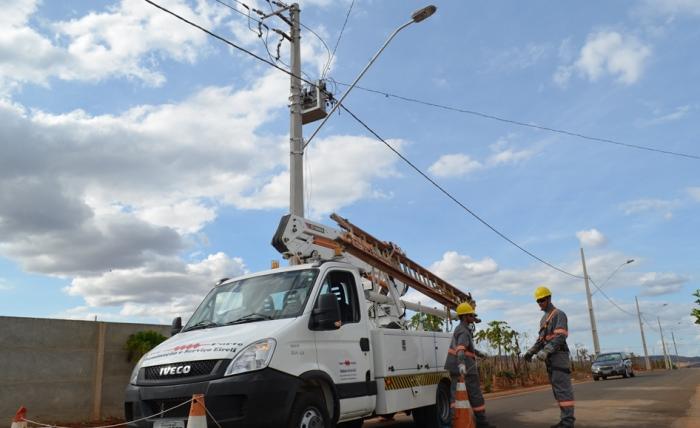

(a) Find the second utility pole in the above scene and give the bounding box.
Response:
[289,3,304,217]
[635,296,652,370]
[580,248,601,355]
[657,317,671,370]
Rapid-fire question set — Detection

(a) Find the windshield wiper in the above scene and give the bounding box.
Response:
[225,313,273,325]
[183,320,220,332]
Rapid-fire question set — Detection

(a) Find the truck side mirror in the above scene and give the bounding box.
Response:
[171,316,182,336]
[311,293,341,330]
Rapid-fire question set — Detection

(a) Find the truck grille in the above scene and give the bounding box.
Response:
[145,360,223,380]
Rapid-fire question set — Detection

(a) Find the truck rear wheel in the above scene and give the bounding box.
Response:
[412,381,450,428]
[288,391,330,428]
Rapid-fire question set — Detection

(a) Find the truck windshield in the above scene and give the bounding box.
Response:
[595,353,622,362]
[184,269,319,331]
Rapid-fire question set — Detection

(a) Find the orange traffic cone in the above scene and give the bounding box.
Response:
[187,394,207,428]
[10,407,27,428]
[452,376,476,428]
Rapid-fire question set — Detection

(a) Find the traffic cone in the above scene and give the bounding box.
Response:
[10,407,27,428]
[187,394,207,428]
[452,376,476,428]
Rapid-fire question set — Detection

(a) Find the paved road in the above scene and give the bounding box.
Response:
[364,369,700,428]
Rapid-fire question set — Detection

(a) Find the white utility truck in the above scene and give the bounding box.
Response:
[125,214,475,428]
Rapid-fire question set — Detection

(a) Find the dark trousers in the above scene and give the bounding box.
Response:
[547,352,575,426]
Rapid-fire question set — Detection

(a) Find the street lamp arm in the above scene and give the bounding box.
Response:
[591,259,635,295]
[303,19,415,149]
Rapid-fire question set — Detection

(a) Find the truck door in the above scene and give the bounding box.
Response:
[312,269,375,419]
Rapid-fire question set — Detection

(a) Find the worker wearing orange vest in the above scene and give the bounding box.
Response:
[523,286,575,428]
[443,302,496,428]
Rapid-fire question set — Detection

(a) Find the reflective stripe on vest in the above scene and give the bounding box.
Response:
[545,328,569,340]
[539,309,559,341]
[448,348,476,358]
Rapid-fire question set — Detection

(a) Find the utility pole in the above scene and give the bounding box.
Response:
[288,3,304,218]
[635,296,652,371]
[580,248,600,355]
[671,331,679,367]
[657,317,671,370]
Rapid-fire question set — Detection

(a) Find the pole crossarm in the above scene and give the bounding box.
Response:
[330,213,471,309]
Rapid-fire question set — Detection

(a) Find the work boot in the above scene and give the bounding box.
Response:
[475,412,497,428]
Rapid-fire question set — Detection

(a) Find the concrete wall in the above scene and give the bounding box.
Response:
[0,316,170,424]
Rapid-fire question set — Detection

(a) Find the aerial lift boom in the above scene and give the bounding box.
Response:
[272,213,475,326]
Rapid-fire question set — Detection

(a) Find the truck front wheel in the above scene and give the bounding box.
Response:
[288,391,330,428]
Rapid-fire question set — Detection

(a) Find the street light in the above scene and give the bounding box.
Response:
[303,4,438,149]
[580,249,635,356]
[592,259,634,295]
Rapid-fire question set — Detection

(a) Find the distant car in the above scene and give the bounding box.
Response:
[592,352,635,380]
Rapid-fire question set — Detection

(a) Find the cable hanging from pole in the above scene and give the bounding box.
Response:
[339,103,584,280]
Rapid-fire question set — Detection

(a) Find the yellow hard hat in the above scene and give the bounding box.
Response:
[456,302,475,316]
[534,286,552,301]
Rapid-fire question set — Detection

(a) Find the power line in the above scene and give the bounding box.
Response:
[333,81,700,161]
[339,104,583,280]
[322,0,355,78]
[588,277,635,317]
[144,0,316,86]
[210,0,319,82]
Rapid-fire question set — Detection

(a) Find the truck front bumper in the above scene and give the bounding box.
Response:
[125,368,301,428]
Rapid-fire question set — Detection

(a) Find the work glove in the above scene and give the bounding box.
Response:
[458,364,467,375]
[523,351,534,362]
[535,349,549,361]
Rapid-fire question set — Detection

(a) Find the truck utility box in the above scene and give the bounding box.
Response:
[371,328,451,414]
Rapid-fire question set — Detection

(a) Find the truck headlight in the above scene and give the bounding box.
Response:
[225,338,276,376]
[129,356,146,385]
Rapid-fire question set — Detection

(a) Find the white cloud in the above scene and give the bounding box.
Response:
[620,198,679,220]
[428,154,482,178]
[555,31,651,86]
[65,252,246,307]
[644,105,692,126]
[639,272,688,296]
[239,135,403,217]
[430,251,499,280]
[429,134,539,179]
[0,0,229,90]
[0,56,403,316]
[576,229,607,247]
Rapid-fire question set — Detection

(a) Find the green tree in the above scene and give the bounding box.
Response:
[409,312,444,332]
[125,330,167,363]
[692,290,700,325]
[474,320,520,372]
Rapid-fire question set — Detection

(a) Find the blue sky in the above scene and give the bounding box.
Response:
[0,0,698,357]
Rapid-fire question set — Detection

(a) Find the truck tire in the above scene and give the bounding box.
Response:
[412,381,450,428]
[288,391,330,428]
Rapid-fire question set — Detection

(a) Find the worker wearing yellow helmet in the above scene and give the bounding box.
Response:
[443,300,495,428]
[523,286,575,427]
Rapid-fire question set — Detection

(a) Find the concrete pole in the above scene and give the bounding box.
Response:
[580,248,601,355]
[657,317,670,370]
[635,296,652,370]
[289,3,304,218]
[671,331,679,366]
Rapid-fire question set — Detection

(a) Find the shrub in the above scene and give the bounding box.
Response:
[125,330,166,363]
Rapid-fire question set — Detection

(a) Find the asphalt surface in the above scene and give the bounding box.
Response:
[364,368,700,428]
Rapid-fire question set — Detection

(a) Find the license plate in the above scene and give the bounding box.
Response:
[153,419,185,428]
